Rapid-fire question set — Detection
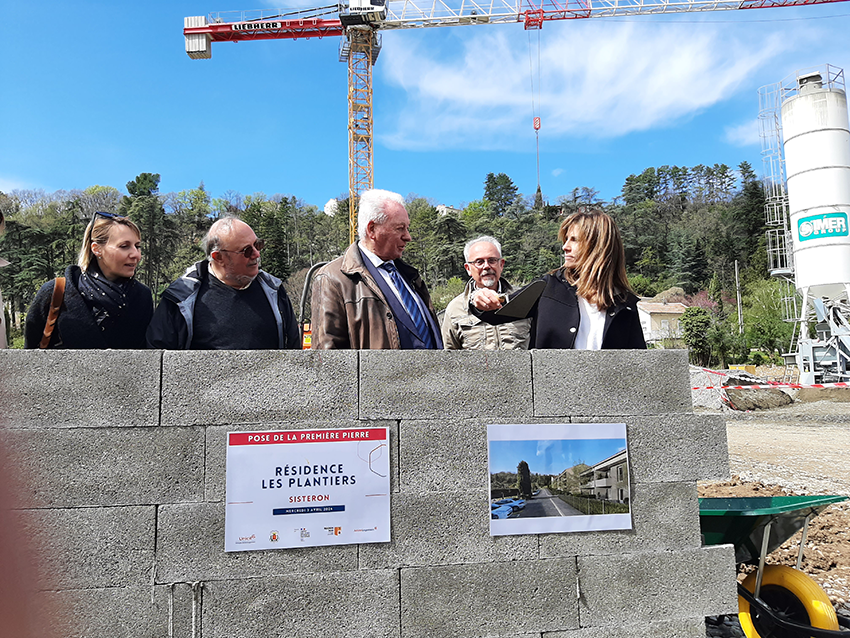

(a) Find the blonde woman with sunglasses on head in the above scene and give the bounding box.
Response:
[24,212,153,349]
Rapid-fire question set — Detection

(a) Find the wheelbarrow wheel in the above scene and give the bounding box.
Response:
[738,564,839,638]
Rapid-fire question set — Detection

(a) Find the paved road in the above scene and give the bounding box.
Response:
[515,488,583,518]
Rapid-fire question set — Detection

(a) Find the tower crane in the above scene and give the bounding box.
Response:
[184,0,849,242]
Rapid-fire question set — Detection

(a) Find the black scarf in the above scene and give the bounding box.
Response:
[78,263,137,328]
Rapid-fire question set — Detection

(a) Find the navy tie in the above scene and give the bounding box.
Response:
[380,261,434,348]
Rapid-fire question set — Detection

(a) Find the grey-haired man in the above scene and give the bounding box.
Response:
[441,236,531,350]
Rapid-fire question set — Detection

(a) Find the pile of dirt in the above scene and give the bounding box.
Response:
[699,476,850,613]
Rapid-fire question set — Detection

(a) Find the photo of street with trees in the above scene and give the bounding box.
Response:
[489,432,630,522]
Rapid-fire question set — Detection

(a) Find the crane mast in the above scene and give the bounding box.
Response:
[184,0,850,242]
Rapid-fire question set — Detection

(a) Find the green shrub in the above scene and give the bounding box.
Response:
[748,351,766,366]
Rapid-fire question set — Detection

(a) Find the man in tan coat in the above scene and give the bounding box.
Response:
[311,189,442,350]
[441,236,531,350]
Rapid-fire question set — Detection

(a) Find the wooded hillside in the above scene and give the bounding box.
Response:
[0,163,793,363]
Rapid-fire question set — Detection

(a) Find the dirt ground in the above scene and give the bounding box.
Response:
[697,380,850,616]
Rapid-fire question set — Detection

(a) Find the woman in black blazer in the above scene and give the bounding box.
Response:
[472,210,646,350]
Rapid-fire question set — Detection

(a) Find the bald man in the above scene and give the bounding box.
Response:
[147,217,299,349]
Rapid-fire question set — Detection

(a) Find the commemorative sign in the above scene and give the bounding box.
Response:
[225,427,390,551]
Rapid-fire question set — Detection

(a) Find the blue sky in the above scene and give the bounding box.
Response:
[489,438,625,475]
[3,1,850,212]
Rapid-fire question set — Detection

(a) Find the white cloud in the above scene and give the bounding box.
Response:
[536,440,554,457]
[551,168,564,177]
[723,119,761,147]
[323,198,338,216]
[377,20,788,151]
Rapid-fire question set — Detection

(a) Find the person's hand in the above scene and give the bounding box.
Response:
[471,288,503,311]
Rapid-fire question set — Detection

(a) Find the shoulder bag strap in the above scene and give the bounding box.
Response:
[39,277,66,349]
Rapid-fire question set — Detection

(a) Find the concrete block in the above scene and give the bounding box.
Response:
[35,585,170,638]
[15,506,155,589]
[0,349,161,428]
[204,420,396,502]
[532,350,692,417]
[359,491,537,569]
[575,414,728,484]
[577,545,738,627]
[160,349,358,426]
[1,426,204,507]
[401,559,579,638]
[399,418,490,492]
[202,570,400,638]
[626,414,729,484]
[359,350,533,420]
[540,482,702,558]
[544,618,706,637]
[157,502,359,582]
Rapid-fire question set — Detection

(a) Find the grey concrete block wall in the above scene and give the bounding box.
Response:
[360,349,534,419]
[202,571,402,638]
[401,558,580,637]
[16,506,156,589]
[0,349,162,428]
[160,350,360,425]
[532,349,693,416]
[1,426,205,507]
[0,349,737,638]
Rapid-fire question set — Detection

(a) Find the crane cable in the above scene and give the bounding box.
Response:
[527,28,542,196]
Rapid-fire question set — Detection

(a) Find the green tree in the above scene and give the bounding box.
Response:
[242,194,292,281]
[429,276,466,313]
[119,173,178,298]
[484,173,518,216]
[516,460,533,499]
[680,306,712,366]
[533,185,544,211]
[742,279,794,355]
[668,231,708,294]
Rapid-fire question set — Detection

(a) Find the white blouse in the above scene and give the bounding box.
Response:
[575,295,606,350]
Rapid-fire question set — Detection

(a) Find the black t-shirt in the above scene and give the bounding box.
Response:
[190,275,279,349]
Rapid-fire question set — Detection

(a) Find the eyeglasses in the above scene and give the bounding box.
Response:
[217,238,265,258]
[94,211,127,221]
[466,257,502,268]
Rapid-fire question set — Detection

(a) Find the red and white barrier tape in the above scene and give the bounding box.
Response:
[691,366,727,376]
[692,382,850,390]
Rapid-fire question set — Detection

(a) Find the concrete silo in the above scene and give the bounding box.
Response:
[761,65,850,384]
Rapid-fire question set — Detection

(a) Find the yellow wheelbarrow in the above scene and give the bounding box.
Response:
[700,495,850,638]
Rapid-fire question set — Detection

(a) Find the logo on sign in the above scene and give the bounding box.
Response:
[798,212,849,241]
[269,530,279,543]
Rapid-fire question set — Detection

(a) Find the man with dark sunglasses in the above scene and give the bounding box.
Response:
[146,217,299,350]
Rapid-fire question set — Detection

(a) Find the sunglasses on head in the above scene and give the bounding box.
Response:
[93,211,127,221]
[217,238,266,258]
